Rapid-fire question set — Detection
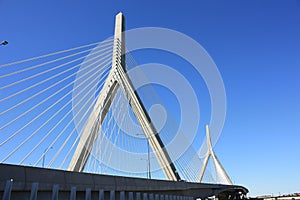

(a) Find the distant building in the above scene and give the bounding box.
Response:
[256,193,300,200]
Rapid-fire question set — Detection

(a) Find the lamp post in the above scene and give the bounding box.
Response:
[136,134,151,179]
[1,41,8,46]
[146,140,151,179]
[42,146,53,168]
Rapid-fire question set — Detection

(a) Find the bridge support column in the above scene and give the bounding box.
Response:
[70,186,76,200]
[29,182,38,200]
[2,179,13,200]
[85,188,91,200]
[120,191,125,200]
[143,193,148,200]
[128,192,134,200]
[51,184,59,200]
[160,194,164,200]
[136,192,141,200]
[149,193,154,200]
[110,190,115,200]
[99,189,104,200]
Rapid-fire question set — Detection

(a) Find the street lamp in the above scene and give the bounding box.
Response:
[146,139,151,179]
[136,134,151,179]
[42,146,53,168]
[1,41,8,46]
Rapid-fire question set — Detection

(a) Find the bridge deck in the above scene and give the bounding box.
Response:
[0,164,248,199]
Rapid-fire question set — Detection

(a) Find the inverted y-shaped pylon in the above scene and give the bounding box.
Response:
[68,13,180,181]
[199,125,233,184]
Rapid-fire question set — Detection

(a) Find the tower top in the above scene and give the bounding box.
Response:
[113,12,125,69]
[114,12,125,33]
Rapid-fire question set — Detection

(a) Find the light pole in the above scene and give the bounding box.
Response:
[146,140,151,179]
[1,41,8,46]
[136,134,151,179]
[42,146,53,168]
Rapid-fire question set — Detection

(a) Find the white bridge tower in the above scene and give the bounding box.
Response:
[68,13,180,181]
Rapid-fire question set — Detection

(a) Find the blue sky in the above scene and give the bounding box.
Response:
[0,0,299,197]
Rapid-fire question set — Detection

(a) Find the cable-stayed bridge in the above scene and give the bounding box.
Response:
[0,13,248,200]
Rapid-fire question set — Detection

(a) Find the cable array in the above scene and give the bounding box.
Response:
[0,39,221,184]
[0,39,114,168]
[76,46,216,182]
